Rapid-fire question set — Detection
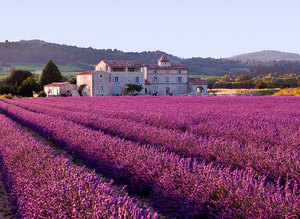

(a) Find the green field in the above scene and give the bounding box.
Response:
[0,72,9,79]
[230,67,251,73]
[8,63,84,72]
[1,70,77,80]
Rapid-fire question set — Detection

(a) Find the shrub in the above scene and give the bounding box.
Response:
[4,93,13,99]
[126,83,143,95]
[253,89,280,96]
[18,77,40,97]
[273,88,300,96]
[38,91,47,97]
[296,87,300,96]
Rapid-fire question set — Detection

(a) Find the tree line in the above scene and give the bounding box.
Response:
[2,40,300,77]
[0,40,250,76]
[205,73,300,89]
[0,60,68,97]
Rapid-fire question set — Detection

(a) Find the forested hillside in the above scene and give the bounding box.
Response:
[0,40,249,76]
[1,40,300,76]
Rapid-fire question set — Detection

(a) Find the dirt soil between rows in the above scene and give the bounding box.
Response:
[0,171,15,218]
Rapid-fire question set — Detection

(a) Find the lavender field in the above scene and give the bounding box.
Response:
[0,96,299,218]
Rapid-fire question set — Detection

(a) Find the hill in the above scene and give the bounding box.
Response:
[229,50,300,62]
[0,40,248,76]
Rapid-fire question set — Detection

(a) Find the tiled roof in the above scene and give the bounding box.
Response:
[188,78,206,85]
[158,54,171,62]
[145,64,188,70]
[44,82,71,87]
[103,60,142,68]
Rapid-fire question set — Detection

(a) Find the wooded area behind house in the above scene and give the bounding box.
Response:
[2,40,300,77]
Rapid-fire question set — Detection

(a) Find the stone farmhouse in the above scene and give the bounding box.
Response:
[144,54,189,95]
[77,60,145,96]
[75,55,207,96]
[44,82,76,96]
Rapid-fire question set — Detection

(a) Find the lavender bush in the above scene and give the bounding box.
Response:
[0,100,298,217]
[0,114,156,218]
[3,97,299,181]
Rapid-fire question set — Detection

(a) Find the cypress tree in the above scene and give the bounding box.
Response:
[40,60,62,87]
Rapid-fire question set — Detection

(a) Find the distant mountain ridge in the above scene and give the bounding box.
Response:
[229,50,300,62]
[0,40,249,76]
[2,40,300,76]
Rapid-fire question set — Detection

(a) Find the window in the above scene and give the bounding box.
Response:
[177,77,182,84]
[177,86,183,94]
[154,70,157,74]
[129,68,135,72]
[153,77,158,84]
[165,77,170,83]
[100,75,103,78]
[112,68,125,72]
[114,76,120,84]
[179,70,181,74]
[166,87,170,94]
[135,76,140,83]
[98,86,104,93]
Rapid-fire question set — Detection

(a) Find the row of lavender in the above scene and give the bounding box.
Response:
[4,97,299,181]
[22,96,300,132]
[18,96,300,153]
[0,114,156,218]
[0,101,298,217]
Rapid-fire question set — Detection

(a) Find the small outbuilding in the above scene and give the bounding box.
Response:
[188,78,208,96]
[44,82,76,97]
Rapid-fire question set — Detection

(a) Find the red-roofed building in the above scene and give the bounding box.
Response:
[143,55,189,95]
[76,60,145,96]
[188,78,208,96]
[44,82,76,96]
[74,55,208,97]
[158,54,171,66]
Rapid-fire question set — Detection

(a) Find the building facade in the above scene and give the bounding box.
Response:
[75,55,207,97]
[188,78,208,96]
[44,82,76,96]
[77,60,145,96]
[143,55,189,95]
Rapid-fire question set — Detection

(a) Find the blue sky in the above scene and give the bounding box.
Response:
[1,0,299,58]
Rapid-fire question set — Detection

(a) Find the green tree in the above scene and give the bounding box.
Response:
[40,60,62,87]
[204,77,218,89]
[38,91,47,97]
[6,70,32,87]
[255,81,268,89]
[126,83,143,95]
[0,83,18,95]
[235,74,252,82]
[69,76,76,84]
[18,77,39,97]
[219,74,232,82]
